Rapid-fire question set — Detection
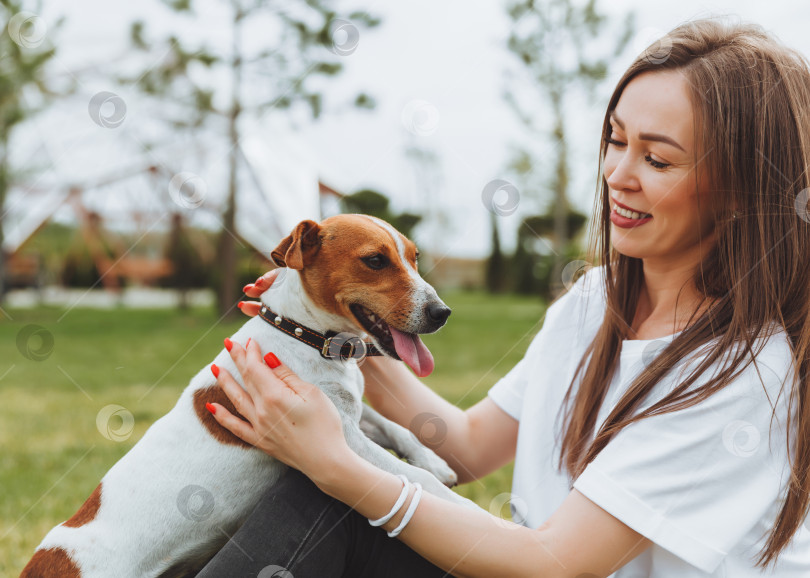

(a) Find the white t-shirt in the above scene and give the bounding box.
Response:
[488,264,810,577]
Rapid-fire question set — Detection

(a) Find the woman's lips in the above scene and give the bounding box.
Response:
[610,208,653,228]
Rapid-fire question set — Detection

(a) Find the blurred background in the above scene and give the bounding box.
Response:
[1,0,807,572]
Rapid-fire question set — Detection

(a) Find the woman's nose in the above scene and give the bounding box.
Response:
[605,154,640,192]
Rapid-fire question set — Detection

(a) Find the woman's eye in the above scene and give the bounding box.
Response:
[645,154,670,169]
[605,135,670,170]
[361,254,389,270]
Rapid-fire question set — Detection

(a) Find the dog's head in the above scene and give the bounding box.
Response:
[269,214,450,377]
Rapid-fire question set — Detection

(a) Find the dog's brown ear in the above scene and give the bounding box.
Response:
[271,220,321,270]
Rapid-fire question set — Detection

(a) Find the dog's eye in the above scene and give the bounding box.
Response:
[361,254,389,270]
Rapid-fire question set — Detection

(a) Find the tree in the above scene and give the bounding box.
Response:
[340,189,421,239]
[128,0,379,318]
[0,1,63,303]
[504,0,634,297]
[512,211,589,297]
[163,213,208,309]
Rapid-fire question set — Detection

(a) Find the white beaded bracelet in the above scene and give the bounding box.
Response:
[387,482,423,538]
[368,474,410,527]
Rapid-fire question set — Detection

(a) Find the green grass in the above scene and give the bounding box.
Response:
[0,292,546,575]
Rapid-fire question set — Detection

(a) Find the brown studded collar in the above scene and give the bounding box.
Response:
[256,305,384,360]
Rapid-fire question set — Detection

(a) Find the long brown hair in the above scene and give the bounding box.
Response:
[556,17,810,569]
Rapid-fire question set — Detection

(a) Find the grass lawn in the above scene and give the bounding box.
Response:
[0,291,546,575]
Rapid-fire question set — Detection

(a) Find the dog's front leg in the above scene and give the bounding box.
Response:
[359,405,458,488]
[343,422,480,511]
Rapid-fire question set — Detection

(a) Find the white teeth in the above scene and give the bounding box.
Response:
[616,206,650,220]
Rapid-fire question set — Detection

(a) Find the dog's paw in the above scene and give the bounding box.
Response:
[408,450,458,487]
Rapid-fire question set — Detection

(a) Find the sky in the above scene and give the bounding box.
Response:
[8,0,810,259]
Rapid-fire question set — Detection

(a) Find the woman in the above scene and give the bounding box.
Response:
[198,17,810,577]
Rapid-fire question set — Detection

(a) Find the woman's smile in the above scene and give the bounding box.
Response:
[610,197,653,228]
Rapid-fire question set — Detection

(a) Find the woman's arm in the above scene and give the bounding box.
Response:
[241,273,518,483]
[318,451,651,578]
[207,342,651,578]
[361,356,519,483]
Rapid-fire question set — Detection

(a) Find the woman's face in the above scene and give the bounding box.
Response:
[603,70,717,269]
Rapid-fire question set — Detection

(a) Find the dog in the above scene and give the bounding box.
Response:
[21,214,474,577]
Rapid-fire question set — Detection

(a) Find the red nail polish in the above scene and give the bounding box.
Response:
[246,338,251,348]
[242,285,251,293]
[237,301,245,308]
[211,364,220,378]
[205,402,216,415]
[224,338,233,352]
[255,276,264,285]
[264,352,281,369]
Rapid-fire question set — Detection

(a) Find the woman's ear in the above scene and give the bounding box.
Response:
[270,220,321,270]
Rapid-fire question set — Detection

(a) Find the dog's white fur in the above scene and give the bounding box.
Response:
[26,268,474,576]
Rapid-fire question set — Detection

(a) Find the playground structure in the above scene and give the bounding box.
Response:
[2,133,341,291]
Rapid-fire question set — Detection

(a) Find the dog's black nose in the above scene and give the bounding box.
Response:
[426,302,451,324]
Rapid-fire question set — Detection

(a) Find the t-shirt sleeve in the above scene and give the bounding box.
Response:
[487,267,602,421]
[573,350,795,573]
[486,347,533,421]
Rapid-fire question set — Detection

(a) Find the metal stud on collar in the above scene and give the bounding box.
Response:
[294,327,303,336]
[275,316,282,325]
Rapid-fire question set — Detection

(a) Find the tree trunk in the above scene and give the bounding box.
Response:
[550,92,569,299]
[216,8,244,319]
[486,211,506,293]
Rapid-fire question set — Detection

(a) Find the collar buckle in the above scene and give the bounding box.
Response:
[321,332,364,360]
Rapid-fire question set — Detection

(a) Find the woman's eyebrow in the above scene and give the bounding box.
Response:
[609,110,685,152]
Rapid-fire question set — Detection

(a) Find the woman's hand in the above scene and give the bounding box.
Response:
[207,339,349,482]
[237,270,280,317]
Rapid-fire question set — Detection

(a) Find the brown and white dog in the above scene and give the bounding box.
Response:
[21,215,474,577]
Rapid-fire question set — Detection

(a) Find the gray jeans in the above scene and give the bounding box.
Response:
[196,467,449,577]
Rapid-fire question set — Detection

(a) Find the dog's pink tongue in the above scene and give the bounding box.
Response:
[389,326,435,377]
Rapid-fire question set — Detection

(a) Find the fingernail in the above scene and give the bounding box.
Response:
[246,338,251,348]
[264,352,281,369]
[242,285,251,293]
[237,301,245,308]
[205,402,216,415]
[211,364,220,378]
[255,276,264,285]
[224,338,233,352]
